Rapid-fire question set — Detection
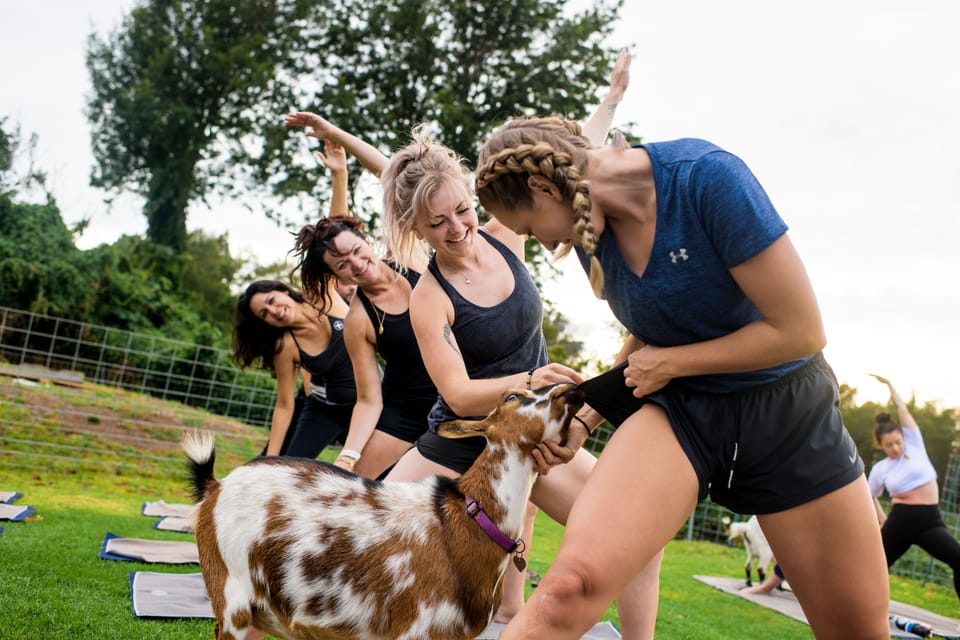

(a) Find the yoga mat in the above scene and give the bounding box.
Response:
[694,574,960,639]
[0,491,23,503]
[100,532,199,564]
[476,621,621,639]
[0,503,35,521]
[129,571,214,619]
[141,500,194,518]
[154,515,194,533]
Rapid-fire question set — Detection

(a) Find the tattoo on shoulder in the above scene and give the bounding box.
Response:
[442,324,461,356]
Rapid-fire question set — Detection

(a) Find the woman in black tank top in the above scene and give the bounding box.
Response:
[292,214,436,480]
[233,279,354,459]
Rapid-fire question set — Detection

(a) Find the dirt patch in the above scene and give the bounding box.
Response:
[0,374,263,455]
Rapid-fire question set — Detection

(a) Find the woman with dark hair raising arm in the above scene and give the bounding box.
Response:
[869,373,960,603]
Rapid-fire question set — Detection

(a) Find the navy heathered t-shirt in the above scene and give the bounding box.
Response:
[576,138,810,393]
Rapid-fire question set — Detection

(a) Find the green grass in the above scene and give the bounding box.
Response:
[1,378,958,638]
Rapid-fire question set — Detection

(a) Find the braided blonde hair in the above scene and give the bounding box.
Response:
[475,117,604,298]
[381,128,472,270]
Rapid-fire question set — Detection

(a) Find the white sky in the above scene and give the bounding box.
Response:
[1,1,958,408]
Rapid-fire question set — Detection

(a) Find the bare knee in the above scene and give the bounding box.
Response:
[532,562,605,627]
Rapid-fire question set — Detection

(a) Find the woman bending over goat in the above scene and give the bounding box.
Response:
[869,373,960,602]
[473,116,890,639]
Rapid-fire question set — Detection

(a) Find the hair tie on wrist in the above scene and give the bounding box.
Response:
[525,368,536,390]
[572,415,594,435]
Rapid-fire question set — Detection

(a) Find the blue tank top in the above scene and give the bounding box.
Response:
[426,229,548,427]
[289,315,356,406]
[355,265,436,405]
[575,139,807,393]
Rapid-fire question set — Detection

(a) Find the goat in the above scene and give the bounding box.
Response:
[183,382,584,640]
[721,515,774,587]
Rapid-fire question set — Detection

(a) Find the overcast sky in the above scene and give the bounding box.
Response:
[1,1,958,407]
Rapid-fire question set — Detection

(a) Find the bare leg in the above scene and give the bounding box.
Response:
[353,430,414,479]
[496,501,538,622]
[383,446,459,482]
[503,406,696,639]
[758,476,889,639]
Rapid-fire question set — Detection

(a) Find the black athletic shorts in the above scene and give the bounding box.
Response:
[579,353,864,514]
[415,429,486,475]
[376,396,434,443]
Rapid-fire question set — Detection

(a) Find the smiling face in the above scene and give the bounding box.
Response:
[416,181,479,257]
[879,430,905,460]
[248,289,297,328]
[321,230,381,286]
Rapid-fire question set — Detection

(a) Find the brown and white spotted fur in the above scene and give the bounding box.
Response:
[183,383,584,640]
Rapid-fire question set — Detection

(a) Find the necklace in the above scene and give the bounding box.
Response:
[374,305,386,335]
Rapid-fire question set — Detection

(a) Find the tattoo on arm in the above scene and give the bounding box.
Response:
[442,324,461,356]
[606,102,619,115]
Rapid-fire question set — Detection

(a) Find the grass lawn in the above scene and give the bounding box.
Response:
[1,377,957,638]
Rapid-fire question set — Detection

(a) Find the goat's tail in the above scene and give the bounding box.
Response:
[726,522,748,542]
[182,430,217,503]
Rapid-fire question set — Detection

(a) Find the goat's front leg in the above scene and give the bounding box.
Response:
[744,564,752,587]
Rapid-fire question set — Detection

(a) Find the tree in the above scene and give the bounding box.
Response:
[264,0,625,221]
[0,117,47,199]
[85,0,313,252]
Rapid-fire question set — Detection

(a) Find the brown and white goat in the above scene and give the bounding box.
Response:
[183,382,584,640]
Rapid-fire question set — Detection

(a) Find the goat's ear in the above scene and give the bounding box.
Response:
[436,419,490,440]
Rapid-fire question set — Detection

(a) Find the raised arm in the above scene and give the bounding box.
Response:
[285,111,389,176]
[581,48,631,147]
[316,139,349,216]
[870,374,919,430]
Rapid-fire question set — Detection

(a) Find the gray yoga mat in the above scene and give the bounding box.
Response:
[694,574,960,639]
[129,571,213,619]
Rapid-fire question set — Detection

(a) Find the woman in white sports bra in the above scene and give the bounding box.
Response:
[868,373,960,602]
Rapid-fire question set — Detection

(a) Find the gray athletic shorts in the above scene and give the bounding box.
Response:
[587,353,864,514]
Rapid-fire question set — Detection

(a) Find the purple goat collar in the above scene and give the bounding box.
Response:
[465,497,521,554]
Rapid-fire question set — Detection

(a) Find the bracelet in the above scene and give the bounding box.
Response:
[572,415,594,435]
[525,368,536,390]
[335,455,356,471]
[339,448,362,461]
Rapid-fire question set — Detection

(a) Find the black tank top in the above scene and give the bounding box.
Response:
[289,315,356,406]
[425,229,548,427]
[355,265,437,405]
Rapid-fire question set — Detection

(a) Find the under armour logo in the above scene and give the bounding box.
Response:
[669,248,689,263]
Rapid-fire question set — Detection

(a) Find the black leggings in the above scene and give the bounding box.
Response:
[283,396,352,459]
[882,503,960,601]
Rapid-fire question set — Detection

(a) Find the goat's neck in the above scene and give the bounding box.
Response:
[456,442,536,540]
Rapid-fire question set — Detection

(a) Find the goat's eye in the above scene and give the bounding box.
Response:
[504,393,521,402]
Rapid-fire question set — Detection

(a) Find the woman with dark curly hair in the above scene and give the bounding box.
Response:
[233,279,353,458]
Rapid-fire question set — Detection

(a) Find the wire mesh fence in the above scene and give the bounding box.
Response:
[0,305,278,427]
[2,305,958,589]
